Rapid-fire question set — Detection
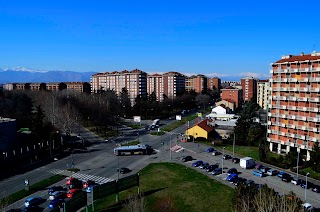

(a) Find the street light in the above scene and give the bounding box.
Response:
[233,132,235,157]
[296,147,300,179]
[137,133,140,143]
[222,147,225,173]
[305,172,309,202]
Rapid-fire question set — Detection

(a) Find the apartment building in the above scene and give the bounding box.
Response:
[162,72,185,99]
[257,80,270,110]
[221,86,242,109]
[91,69,147,104]
[147,74,164,102]
[3,82,90,92]
[267,52,320,159]
[240,76,257,102]
[221,81,240,89]
[185,75,207,93]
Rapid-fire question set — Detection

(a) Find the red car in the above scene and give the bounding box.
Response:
[67,189,81,198]
[83,180,96,189]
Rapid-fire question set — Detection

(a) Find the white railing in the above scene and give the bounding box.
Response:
[287,105,297,110]
[310,77,320,82]
[310,87,320,92]
[309,97,320,102]
[296,115,307,121]
[288,78,298,82]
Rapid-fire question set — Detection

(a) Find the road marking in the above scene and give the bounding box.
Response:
[47,168,64,175]
[70,172,114,184]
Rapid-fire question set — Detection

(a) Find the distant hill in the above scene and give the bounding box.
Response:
[0,67,95,84]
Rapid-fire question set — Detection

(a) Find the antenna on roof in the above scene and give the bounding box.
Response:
[313,44,316,53]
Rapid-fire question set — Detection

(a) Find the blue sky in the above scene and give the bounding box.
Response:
[0,0,319,79]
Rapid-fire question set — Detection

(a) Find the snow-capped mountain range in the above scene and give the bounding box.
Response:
[0,67,95,84]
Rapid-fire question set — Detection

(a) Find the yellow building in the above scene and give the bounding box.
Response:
[186,119,215,140]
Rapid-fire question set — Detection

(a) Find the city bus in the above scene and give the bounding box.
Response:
[114,144,153,156]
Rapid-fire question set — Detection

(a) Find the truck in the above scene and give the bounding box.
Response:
[151,119,160,127]
[239,157,255,169]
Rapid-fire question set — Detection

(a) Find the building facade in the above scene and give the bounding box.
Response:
[162,72,185,99]
[91,69,147,105]
[185,75,207,93]
[147,74,164,102]
[257,80,270,110]
[221,86,242,109]
[240,76,257,102]
[267,52,320,159]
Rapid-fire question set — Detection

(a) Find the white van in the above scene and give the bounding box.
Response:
[239,157,255,169]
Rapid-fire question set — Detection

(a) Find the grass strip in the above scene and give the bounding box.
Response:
[84,162,234,212]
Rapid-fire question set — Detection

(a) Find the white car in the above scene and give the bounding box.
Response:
[302,203,313,211]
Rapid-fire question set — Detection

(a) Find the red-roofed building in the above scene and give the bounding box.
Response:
[267,52,320,159]
[221,86,242,109]
[186,118,216,140]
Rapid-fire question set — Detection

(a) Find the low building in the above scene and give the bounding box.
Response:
[186,118,216,140]
[211,105,227,115]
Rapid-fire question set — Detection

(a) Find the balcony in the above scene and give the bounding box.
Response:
[287,105,297,110]
[310,87,320,92]
[267,121,272,125]
[273,78,288,83]
[267,129,271,133]
[273,96,287,101]
[287,114,296,119]
[309,97,320,102]
[273,87,288,92]
[286,96,297,101]
[296,115,307,121]
[307,117,319,122]
[273,105,286,109]
[309,77,320,82]
[302,78,309,82]
[280,132,286,136]
[296,134,306,140]
[296,125,306,130]
[296,97,308,102]
[288,87,298,92]
[270,70,273,74]
[287,124,296,129]
[298,87,309,92]
[281,114,287,118]
[288,78,298,83]
[306,136,317,142]
[288,133,295,138]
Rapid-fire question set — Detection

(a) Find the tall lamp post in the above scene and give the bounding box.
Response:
[305,172,309,202]
[296,147,300,179]
[222,147,225,173]
[233,132,235,157]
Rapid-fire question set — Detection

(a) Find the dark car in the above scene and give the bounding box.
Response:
[223,154,232,160]
[245,180,255,187]
[206,147,215,153]
[48,186,64,195]
[300,180,314,189]
[211,168,222,175]
[233,177,247,186]
[199,162,209,169]
[232,158,240,163]
[226,174,238,182]
[24,197,43,208]
[259,166,270,173]
[312,185,320,193]
[255,164,263,170]
[281,173,292,182]
[83,180,96,188]
[181,156,193,162]
[69,180,83,189]
[291,178,302,185]
[227,168,238,175]
[192,160,203,167]
[206,164,219,172]
[48,199,64,209]
[119,168,131,174]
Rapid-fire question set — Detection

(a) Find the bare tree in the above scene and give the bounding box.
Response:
[122,194,146,212]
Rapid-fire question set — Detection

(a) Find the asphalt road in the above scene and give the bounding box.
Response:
[4,116,320,210]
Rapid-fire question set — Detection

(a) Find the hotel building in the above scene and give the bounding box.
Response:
[267,52,320,159]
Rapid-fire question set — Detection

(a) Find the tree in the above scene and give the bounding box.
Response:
[31,105,45,142]
[195,94,210,109]
[310,142,320,172]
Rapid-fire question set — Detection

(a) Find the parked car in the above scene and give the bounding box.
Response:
[253,170,265,177]
[300,180,314,189]
[206,164,219,172]
[245,180,255,187]
[66,177,81,185]
[267,169,278,176]
[223,154,232,160]
[233,177,247,186]
[312,185,320,193]
[227,168,237,175]
[232,158,240,163]
[291,178,302,185]
[255,164,262,170]
[67,189,81,198]
[48,186,64,195]
[226,174,238,182]
[48,199,64,209]
[192,160,203,167]
[49,191,66,201]
[206,147,215,153]
[212,151,221,156]
[199,162,209,169]
[69,180,83,189]
[181,156,193,162]
[281,173,292,182]
[24,197,43,208]
[211,168,222,175]
[302,203,313,211]
[83,180,96,188]
[277,171,286,178]
[259,166,270,173]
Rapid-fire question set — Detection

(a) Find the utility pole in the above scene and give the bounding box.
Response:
[233,132,235,157]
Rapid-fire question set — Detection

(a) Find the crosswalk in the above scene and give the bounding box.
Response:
[70,172,114,184]
[170,145,184,152]
[48,168,64,175]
